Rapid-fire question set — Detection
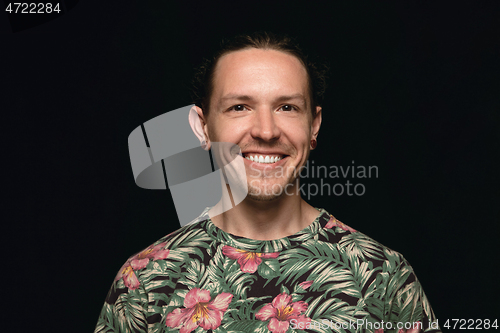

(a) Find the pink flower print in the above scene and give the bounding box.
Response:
[325,215,357,233]
[298,280,313,290]
[134,242,170,263]
[166,288,233,333]
[256,292,310,333]
[222,245,279,273]
[115,263,140,290]
[375,329,384,333]
[115,242,169,290]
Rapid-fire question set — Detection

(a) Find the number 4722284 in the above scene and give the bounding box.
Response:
[5,3,61,14]
[443,319,498,330]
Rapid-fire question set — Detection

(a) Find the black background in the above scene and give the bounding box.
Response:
[3,1,499,332]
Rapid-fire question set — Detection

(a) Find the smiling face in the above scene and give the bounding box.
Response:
[202,48,322,201]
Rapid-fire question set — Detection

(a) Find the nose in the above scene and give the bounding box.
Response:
[250,107,281,142]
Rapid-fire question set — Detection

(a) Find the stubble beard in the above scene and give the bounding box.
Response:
[246,168,300,202]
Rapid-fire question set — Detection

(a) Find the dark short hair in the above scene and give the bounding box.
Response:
[190,31,328,117]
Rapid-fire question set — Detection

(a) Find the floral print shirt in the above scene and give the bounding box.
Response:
[94,208,441,333]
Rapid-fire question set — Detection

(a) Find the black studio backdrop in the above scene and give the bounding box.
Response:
[3,1,499,332]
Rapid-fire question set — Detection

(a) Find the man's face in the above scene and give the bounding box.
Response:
[203,48,322,201]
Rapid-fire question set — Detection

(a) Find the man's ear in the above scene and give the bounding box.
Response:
[188,105,210,150]
[311,106,322,139]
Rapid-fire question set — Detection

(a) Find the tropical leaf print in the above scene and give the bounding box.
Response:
[209,245,257,296]
[305,297,363,333]
[223,319,268,333]
[227,296,273,321]
[113,288,148,333]
[338,232,385,261]
[94,209,441,333]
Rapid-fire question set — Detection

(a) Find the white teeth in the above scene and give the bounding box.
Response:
[244,154,284,164]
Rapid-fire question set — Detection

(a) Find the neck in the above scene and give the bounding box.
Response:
[208,179,319,240]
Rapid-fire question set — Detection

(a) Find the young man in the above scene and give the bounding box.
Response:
[95,32,441,333]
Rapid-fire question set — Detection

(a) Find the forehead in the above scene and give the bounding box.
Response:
[211,48,309,106]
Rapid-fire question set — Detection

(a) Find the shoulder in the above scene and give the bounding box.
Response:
[113,218,211,292]
[322,213,411,273]
[321,214,423,301]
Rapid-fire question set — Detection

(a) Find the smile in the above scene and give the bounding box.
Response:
[243,154,285,164]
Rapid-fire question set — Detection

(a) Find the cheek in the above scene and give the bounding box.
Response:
[206,117,224,141]
[279,116,312,137]
[206,125,217,141]
[282,127,311,147]
[208,119,248,142]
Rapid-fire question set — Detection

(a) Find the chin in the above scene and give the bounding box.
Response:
[246,189,284,202]
[246,177,295,202]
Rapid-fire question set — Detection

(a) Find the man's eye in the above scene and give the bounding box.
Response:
[230,105,247,112]
[279,105,295,112]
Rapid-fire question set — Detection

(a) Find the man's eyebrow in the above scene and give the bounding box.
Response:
[274,94,307,104]
[220,94,307,104]
[220,94,254,102]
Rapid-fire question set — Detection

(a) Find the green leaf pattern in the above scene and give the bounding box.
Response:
[95,209,441,333]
